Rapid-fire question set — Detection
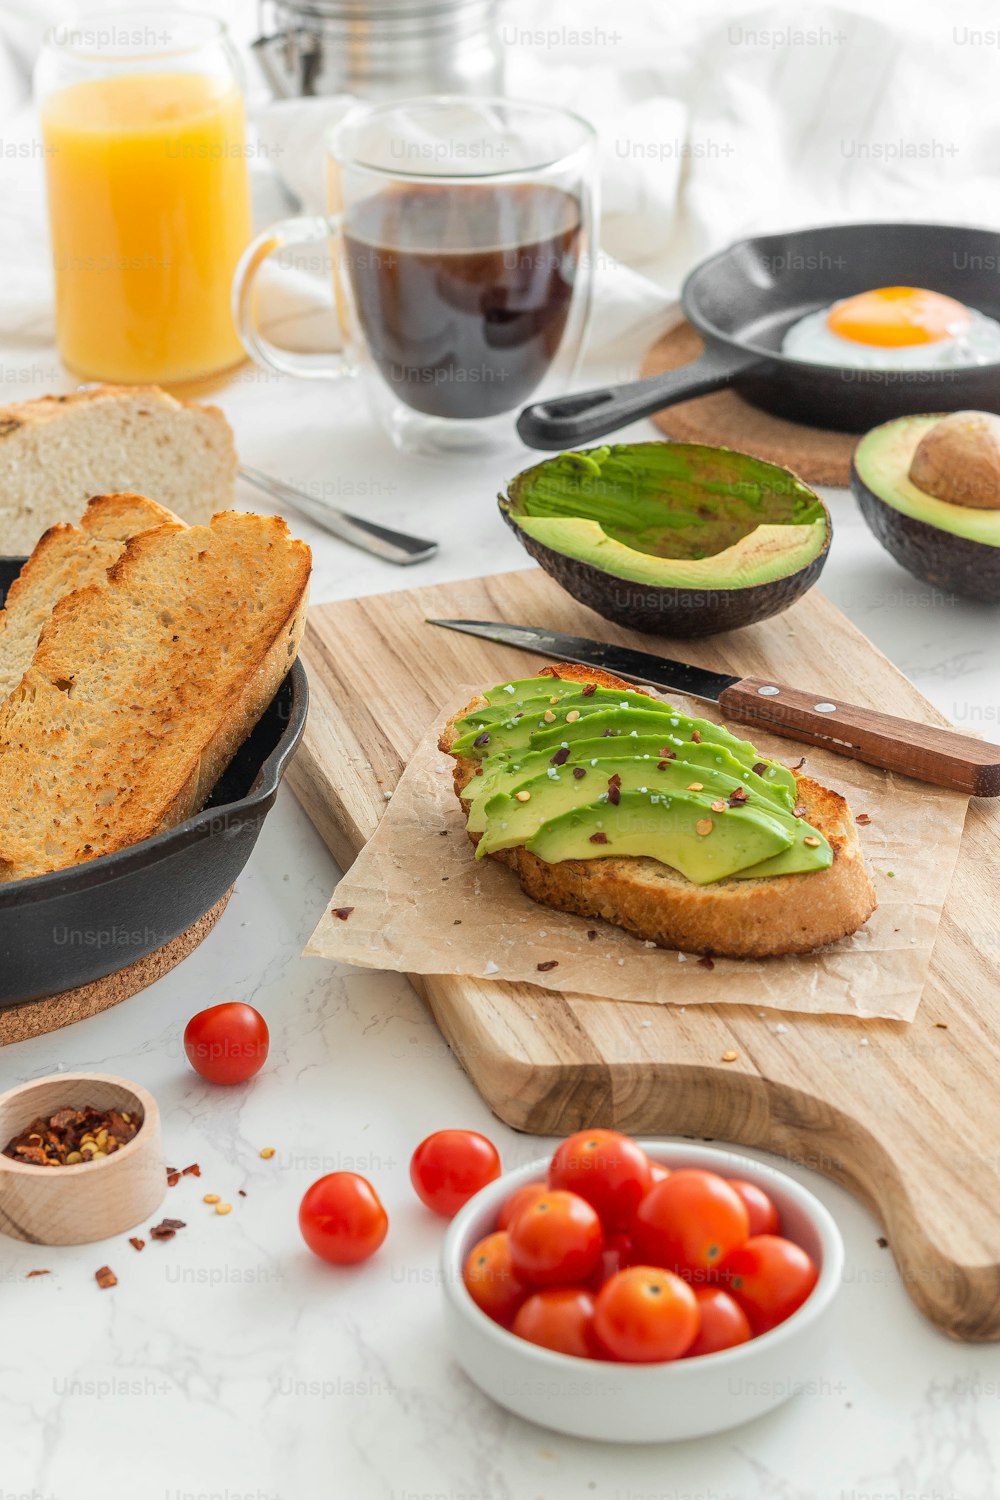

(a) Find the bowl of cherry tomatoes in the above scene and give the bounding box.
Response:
[441,1133,843,1443]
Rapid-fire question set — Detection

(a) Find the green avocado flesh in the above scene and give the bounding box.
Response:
[854,417,1000,547]
[502,443,830,588]
[453,678,832,885]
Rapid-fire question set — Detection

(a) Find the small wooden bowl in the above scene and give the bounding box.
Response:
[0,1073,165,1245]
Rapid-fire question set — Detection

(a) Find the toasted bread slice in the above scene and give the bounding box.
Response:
[0,492,182,702]
[0,385,236,553]
[440,662,876,958]
[0,512,311,883]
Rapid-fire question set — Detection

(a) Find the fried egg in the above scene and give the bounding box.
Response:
[781,286,1000,369]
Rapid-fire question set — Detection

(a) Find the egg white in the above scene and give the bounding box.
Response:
[781,302,1000,369]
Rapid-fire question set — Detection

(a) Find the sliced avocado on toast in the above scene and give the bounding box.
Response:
[852,412,1000,603]
[500,442,832,637]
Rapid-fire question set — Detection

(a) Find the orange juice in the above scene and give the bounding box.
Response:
[41,71,252,389]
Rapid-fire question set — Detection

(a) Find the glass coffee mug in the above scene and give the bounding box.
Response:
[233,97,597,454]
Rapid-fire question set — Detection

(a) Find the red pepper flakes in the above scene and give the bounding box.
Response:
[129,1237,145,1252]
[550,746,570,766]
[181,1163,201,1178]
[728,786,748,807]
[238,1189,247,1198]
[586,930,598,941]
[697,956,715,970]
[95,1266,117,1289]
[607,773,622,806]
[572,767,587,780]
[332,907,355,921]
[752,762,768,777]
[537,960,559,973]
[581,683,597,697]
[26,1269,50,1278]
[4,1104,140,1167]
[855,813,872,826]
[166,1169,181,1187]
[690,729,701,743]
[149,1218,186,1242]
[589,831,609,844]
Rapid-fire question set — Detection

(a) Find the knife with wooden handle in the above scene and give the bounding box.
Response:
[428,620,1000,797]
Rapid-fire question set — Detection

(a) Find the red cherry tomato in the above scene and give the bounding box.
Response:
[497,1180,548,1232]
[548,1129,653,1232]
[592,1266,699,1362]
[720,1234,819,1334]
[512,1287,597,1358]
[687,1286,752,1357]
[463,1231,528,1326]
[183,1002,269,1085]
[729,1179,781,1237]
[508,1190,604,1286]
[299,1173,388,1265]
[410,1130,501,1218]
[632,1169,749,1280]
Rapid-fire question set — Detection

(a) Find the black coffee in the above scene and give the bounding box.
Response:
[342,184,583,420]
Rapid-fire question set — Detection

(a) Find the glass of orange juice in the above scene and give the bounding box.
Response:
[35,10,252,391]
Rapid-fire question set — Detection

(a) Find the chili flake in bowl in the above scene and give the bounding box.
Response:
[3,1103,141,1167]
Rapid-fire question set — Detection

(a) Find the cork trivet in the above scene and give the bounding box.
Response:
[640,319,859,487]
[0,889,233,1047]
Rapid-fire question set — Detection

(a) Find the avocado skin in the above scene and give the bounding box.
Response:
[851,458,1000,605]
[501,502,828,636]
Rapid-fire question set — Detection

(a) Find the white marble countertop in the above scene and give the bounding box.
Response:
[3,351,1000,1500]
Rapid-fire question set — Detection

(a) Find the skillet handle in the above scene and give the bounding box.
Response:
[516,344,761,450]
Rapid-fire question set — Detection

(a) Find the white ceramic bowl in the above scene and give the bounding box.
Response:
[441,1140,843,1443]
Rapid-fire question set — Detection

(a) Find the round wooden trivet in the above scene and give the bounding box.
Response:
[640,319,859,487]
[0,889,233,1048]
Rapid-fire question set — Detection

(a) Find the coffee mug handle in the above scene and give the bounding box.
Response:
[232,213,350,381]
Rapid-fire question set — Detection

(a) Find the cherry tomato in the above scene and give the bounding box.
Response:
[512,1287,597,1358]
[410,1130,501,1218]
[729,1179,781,1237]
[299,1173,388,1265]
[508,1190,604,1286]
[497,1180,548,1232]
[632,1169,749,1280]
[548,1129,653,1232]
[183,1002,269,1085]
[720,1234,819,1334]
[588,1232,636,1290]
[463,1231,528,1326]
[592,1266,699,1362]
[686,1286,752,1357]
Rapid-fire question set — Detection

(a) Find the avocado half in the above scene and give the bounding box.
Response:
[852,414,1000,603]
[500,442,832,638]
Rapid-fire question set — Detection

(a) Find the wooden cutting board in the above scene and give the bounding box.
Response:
[288,567,1000,1341]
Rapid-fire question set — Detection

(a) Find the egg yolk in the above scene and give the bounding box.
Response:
[826,287,972,347]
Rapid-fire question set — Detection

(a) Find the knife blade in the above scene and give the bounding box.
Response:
[426,618,1000,797]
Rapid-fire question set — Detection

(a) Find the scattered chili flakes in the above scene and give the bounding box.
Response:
[129,1237,145,1253]
[589,831,609,844]
[581,683,597,697]
[566,710,581,723]
[752,762,767,777]
[691,729,701,743]
[803,835,821,847]
[216,1203,233,1216]
[550,746,570,766]
[473,731,490,747]
[687,781,704,791]
[728,787,748,807]
[203,1194,221,1205]
[514,790,532,802]
[572,766,587,780]
[332,907,355,921]
[238,1189,247,1198]
[3,1103,141,1167]
[26,1269,50,1278]
[793,803,807,819]
[95,1266,117,1289]
[698,956,716,971]
[537,960,559,973]
[710,800,727,813]
[607,774,622,806]
[149,1218,186,1241]
[166,1169,181,1187]
[586,930,598,941]
[876,1236,888,1250]
[543,709,556,723]
[658,748,676,760]
[181,1163,201,1178]
[721,1049,738,1062]
[696,818,713,837]
[855,813,872,826]
[259,1147,276,1160]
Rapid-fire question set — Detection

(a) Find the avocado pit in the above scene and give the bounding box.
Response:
[908,411,1000,510]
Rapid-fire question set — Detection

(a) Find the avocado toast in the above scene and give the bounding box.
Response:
[440,663,876,958]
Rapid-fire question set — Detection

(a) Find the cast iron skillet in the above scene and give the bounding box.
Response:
[0,556,309,1009]
[518,221,1000,448]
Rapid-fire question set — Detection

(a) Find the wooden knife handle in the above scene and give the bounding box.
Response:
[718,677,1000,797]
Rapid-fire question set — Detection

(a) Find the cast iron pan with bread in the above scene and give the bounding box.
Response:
[0,509,309,1009]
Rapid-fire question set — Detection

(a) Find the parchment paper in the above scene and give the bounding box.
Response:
[306,693,970,1022]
